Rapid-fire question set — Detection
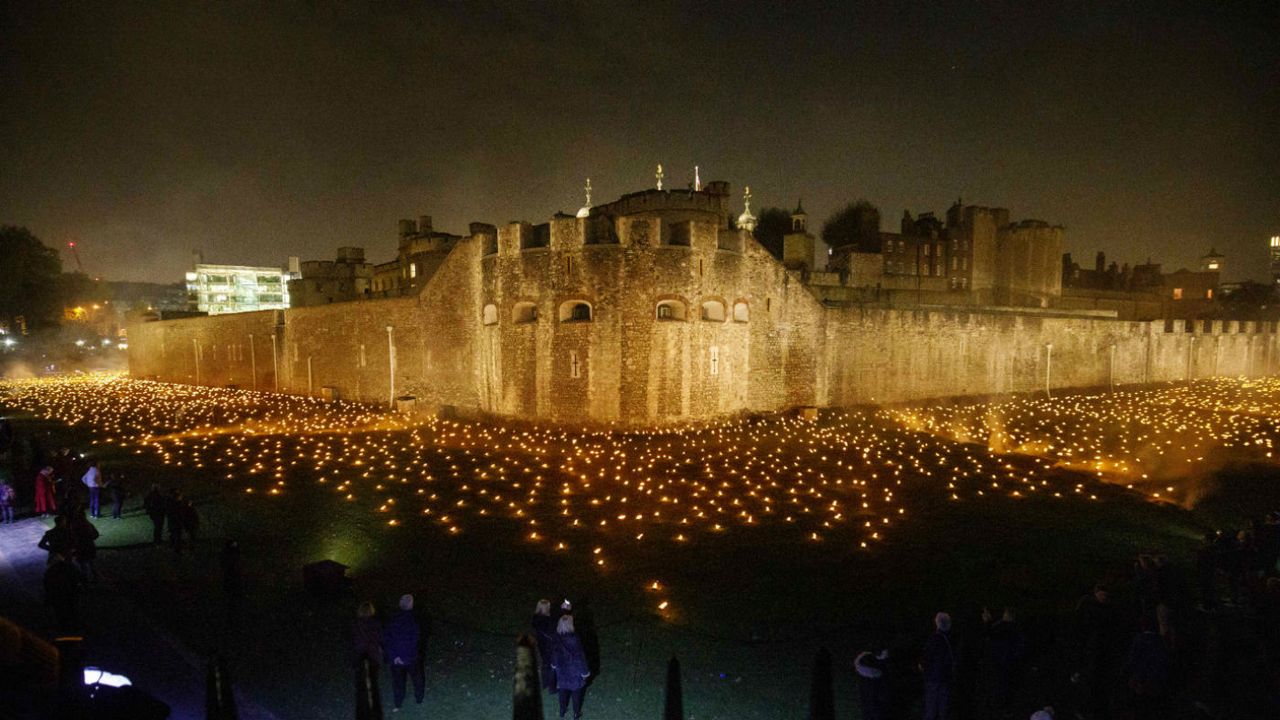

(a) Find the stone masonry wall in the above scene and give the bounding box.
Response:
[821,311,1280,406]
[129,229,1279,426]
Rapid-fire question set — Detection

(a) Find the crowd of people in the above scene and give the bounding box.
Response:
[850,515,1280,720]
[348,595,598,718]
[0,419,206,639]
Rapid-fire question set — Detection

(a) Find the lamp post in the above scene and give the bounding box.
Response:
[1044,343,1053,398]
[249,334,257,391]
[270,334,279,392]
[1109,343,1116,391]
[193,338,201,385]
[386,326,396,408]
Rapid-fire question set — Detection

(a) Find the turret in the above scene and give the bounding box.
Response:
[791,200,808,233]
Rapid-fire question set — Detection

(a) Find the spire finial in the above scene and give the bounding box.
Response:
[737,185,757,232]
[656,164,664,191]
[576,178,593,219]
[694,166,701,192]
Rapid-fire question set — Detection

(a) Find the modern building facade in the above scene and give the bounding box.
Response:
[185,259,293,315]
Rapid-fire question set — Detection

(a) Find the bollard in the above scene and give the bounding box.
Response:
[808,646,835,720]
[356,654,383,720]
[206,656,238,720]
[662,656,684,720]
[512,634,544,720]
[54,635,87,720]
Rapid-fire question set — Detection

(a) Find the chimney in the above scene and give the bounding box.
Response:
[287,256,301,275]
[398,219,416,237]
[418,215,433,234]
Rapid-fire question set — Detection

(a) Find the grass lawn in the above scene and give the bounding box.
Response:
[2,375,1279,719]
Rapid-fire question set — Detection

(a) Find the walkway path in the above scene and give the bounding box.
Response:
[0,513,281,720]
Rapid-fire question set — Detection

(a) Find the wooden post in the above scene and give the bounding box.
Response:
[808,646,834,720]
[205,656,238,720]
[663,656,684,720]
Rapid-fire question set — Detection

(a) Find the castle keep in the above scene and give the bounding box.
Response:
[127,182,1280,426]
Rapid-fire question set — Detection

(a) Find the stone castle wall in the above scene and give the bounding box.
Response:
[822,310,1280,406]
[128,214,1279,426]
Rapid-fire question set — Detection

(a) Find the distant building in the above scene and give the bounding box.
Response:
[1271,235,1280,284]
[289,247,373,307]
[1059,248,1222,321]
[370,216,463,297]
[821,201,1063,308]
[185,252,292,315]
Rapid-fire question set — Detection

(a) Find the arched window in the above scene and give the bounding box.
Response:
[559,301,593,323]
[656,299,686,321]
[513,302,538,324]
[733,301,749,323]
[482,304,498,326]
[700,300,725,322]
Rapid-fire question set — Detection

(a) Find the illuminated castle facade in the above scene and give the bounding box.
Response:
[127,181,1280,426]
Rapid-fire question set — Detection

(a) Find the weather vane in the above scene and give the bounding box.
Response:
[656,164,664,191]
[743,185,752,213]
[694,165,701,192]
[584,178,592,206]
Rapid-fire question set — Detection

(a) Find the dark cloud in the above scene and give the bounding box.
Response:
[2,1,1277,281]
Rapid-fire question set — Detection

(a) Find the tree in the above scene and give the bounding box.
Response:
[0,226,63,333]
[56,272,101,308]
[821,200,881,253]
[752,207,792,260]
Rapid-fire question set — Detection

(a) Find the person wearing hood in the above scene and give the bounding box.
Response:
[551,613,591,720]
[532,598,557,693]
[854,648,891,720]
[383,593,425,712]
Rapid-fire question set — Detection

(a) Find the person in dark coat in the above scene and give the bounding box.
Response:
[44,552,81,632]
[383,594,425,711]
[1125,615,1171,720]
[37,515,73,563]
[70,509,99,582]
[166,489,185,553]
[108,473,126,519]
[354,601,383,669]
[920,611,956,720]
[143,484,166,544]
[979,607,1027,718]
[854,648,891,720]
[181,498,200,548]
[221,539,243,623]
[1074,584,1127,718]
[551,614,591,720]
[0,416,13,459]
[532,598,557,693]
[51,448,74,506]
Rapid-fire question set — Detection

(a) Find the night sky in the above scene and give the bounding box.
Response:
[2,1,1277,283]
